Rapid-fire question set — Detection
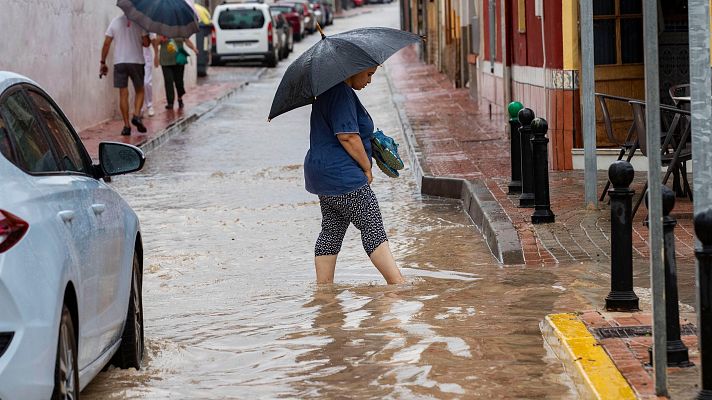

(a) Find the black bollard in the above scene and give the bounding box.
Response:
[696,208,712,399]
[507,101,524,195]
[646,186,691,366]
[605,161,639,311]
[530,118,555,224]
[518,108,536,208]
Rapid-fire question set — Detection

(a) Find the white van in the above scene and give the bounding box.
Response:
[211,3,280,67]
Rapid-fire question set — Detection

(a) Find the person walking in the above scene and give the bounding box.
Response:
[100,13,150,135]
[142,33,159,117]
[156,36,198,110]
[305,66,405,285]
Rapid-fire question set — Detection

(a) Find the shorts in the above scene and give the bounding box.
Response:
[114,63,145,89]
[315,184,388,256]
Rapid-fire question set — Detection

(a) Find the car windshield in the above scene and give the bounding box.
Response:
[218,9,265,30]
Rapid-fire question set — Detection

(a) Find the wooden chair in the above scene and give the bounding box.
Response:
[669,83,691,108]
[629,100,693,218]
[595,93,641,201]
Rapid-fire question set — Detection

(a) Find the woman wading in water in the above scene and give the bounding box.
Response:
[303,66,405,285]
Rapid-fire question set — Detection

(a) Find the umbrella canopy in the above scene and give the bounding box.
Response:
[268,27,421,120]
[117,0,199,38]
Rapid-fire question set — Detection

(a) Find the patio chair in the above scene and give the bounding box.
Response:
[595,93,640,201]
[629,100,693,218]
[669,83,691,108]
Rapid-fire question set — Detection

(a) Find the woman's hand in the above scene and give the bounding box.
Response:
[337,133,373,184]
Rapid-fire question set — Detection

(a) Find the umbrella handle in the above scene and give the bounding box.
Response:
[316,22,326,40]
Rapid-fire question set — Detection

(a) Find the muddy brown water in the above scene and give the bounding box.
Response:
[79,5,632,399]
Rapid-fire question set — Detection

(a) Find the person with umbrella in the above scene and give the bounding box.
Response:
[155,35,198,110]
[269,26,421,284]
[307,66,405,284]
[100,13,151,136]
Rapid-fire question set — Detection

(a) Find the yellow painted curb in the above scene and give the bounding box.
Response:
[544,313,636,400]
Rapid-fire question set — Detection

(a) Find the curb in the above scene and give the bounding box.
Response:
[136,63,268,155]
[541,313,636,400]
[138,81,246,156]
[383,63,524,265]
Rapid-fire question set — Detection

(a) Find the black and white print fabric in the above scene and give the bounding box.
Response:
[315,184,388,256]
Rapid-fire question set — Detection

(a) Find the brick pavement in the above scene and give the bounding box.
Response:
[385,46,696,266]
[579,311,699,399]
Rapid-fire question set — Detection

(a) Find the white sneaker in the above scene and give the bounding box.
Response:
[147,106,155,117]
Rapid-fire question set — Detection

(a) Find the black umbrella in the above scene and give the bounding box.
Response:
[117,0,199,38]
[268,26,421,121]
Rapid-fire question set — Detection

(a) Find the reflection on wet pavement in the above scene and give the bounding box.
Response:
[79,4,612,399]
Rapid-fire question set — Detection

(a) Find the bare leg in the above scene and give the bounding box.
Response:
[315,255,338,284]
[369,241,405,284]
[134,86,145,117]
[119,88,130,127]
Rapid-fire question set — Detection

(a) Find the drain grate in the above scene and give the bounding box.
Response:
[592,324,697,339]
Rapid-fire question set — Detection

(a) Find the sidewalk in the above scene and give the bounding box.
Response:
[384,46,700,398]
[79,76,247,159]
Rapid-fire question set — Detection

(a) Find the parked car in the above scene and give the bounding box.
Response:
[270,3,304,42]
[279,0,316,34]
[0,71,145,399]
[322,1,334,25]
[307,0,331,26]
[353,0,364,7]
[195,3,213,76]
[307,2,324,27]
[270,9,294,59]
[211,3,280,68]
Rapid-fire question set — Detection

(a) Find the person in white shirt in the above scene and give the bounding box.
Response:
[100,14,150,136]
[142,33,159,117]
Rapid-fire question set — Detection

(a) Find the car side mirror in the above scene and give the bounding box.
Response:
[97,142,145,177]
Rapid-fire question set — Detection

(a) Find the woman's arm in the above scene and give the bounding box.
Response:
[337,133,373,184]
[184,38,198,53]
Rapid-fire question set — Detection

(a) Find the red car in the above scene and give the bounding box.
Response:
[270,4,305,41]
[280,0,316,34]
[353,0,364,6]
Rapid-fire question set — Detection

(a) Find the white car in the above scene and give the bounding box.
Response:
[0,71,145,399]
[211,3,280,67]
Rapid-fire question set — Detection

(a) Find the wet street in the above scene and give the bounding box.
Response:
[80,5,628,399]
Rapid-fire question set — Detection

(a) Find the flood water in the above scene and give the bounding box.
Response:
[79,5,612,399]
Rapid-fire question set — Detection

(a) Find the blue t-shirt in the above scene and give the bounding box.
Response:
[304,82,374,195]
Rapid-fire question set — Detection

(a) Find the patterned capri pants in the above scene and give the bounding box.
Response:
[315,184,389,257]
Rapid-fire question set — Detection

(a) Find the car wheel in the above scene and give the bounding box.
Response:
[211,56,223,66]
[52,305,79,400]
[111,252,144,369]
[294,33,302,42]
[265,49,278,68]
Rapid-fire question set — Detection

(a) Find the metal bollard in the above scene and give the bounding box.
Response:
[518,108,536,208]
[507,101,524,195]
[530,118,555,224]
[646,186,690,366]
[604,161,639,311]
[696,208,712,399]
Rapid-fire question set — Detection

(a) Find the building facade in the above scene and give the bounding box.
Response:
[402,0,691,171]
